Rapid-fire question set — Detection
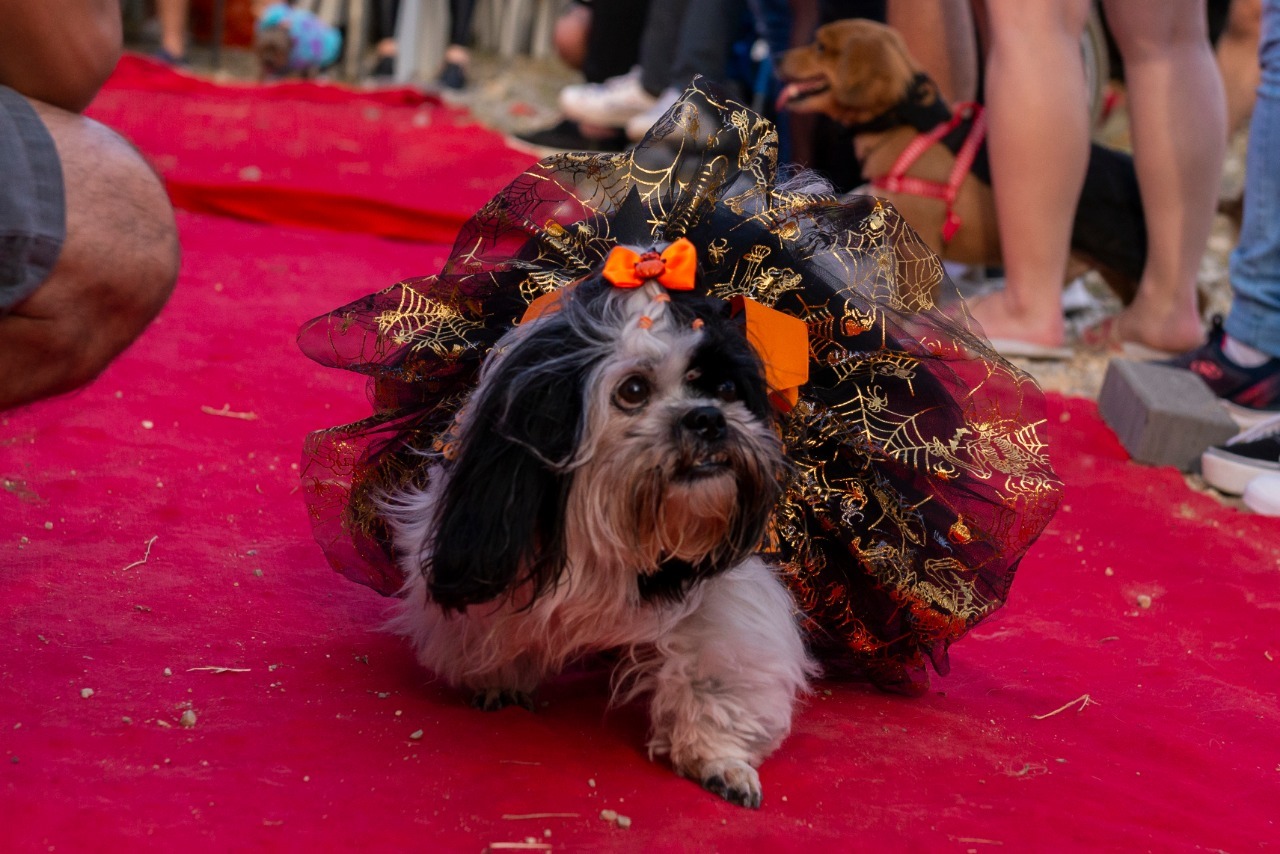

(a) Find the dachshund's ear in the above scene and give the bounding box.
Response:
[425,315,591,610]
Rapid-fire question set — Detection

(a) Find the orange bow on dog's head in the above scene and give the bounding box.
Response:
[602,238,697,291]
[521,237,808,412]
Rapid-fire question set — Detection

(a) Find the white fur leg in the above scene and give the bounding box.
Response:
[386,570,545,710]
[642,558,815,808]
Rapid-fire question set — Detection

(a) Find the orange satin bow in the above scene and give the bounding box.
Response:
[519,238,809,412]
[732,296,808,411]
[602,238,697,290]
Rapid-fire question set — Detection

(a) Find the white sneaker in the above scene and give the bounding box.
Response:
[559,68,657,128]
[1243,473,1280,515]
[625,86,682,141]
[1200,412,1280,495]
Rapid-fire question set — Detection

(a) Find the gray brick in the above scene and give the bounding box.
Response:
[1097,359,1239,471]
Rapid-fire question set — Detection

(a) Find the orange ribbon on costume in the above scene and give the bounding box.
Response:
[733,296,808,411]
[602,238,698,291]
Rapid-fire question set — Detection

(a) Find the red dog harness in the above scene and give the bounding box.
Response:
[870,103,986,245]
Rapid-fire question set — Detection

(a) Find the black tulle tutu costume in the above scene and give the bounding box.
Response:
[298,80,1061,693]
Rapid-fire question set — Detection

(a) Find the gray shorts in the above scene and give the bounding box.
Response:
[0,85,65,312]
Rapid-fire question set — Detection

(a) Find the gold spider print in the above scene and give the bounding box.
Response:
[865,478,929,548]
[962,421,1043,477]
[376,288,482,357]
[445,233,489,276]
[864,203,887,235]
[518,269,573,305]
[842,305,876,336]
[748,266,803,306]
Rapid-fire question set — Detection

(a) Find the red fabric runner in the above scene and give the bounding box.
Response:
[86,55,536,243]
[2,61,1277,851]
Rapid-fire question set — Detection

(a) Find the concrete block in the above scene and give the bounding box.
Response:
[1097,359,1239,471]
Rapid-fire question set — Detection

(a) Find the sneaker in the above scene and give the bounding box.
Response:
[153,48,189,68]
[624,86,683,141]
[370,55,395,79]
[514,119,629,153]
[559,68,657,128]
[1200,413,1280,495]
[438,61,467,90]
[1165,316,1280,428]
[1243,473,1280,515]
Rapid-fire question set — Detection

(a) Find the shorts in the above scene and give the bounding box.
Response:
[0,85,65,312]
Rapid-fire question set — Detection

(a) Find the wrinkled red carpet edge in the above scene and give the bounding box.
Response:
[164,181,468,244]
[90,55,535,246]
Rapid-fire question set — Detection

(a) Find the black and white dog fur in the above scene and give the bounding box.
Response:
[380,274,814,808]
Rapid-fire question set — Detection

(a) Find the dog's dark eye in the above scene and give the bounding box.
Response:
[715,380,738,403]
[615,375,651,410]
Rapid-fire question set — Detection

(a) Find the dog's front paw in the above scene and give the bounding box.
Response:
[470,688,535,712]
[697,758,762,809]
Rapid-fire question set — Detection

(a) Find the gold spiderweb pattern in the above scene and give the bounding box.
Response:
[298,78,1062,686]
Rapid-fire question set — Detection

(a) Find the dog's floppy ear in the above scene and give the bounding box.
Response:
[425,309,593,611]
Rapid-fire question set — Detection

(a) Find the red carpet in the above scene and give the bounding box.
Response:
[86,55,536,243]
[3,62,1278,851]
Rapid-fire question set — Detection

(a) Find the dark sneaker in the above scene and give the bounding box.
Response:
[1166,316,1280,427]
[153,48,190,68]
[438,62,467,90]
[1201,413,1280,495]
[370,55,395,79]
[514,119,628,153]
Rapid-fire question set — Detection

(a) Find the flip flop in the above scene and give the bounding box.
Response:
[987,338,1074,361]
[1079,316,1179,362]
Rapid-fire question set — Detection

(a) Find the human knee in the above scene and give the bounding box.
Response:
[57,126,179,376]
[984,0,1091,49]
[1104,0,1212,61]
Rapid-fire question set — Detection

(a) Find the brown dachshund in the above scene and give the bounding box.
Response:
[777,19,1144,303]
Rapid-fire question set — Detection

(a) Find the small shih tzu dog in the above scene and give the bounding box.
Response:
[379,241,814,808]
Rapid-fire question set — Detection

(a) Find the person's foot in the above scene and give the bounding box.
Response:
[1105,292,1205,354]
[438,45,470,90]
[1165,316,1280,427]
[964,288,1067,350]
[559,68,656,128]
[370,55,395,79]
[438,62,467,90]
[153,47,189,68]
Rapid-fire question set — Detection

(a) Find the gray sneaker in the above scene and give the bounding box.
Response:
[625,86,683,141]
[559,69,656,128]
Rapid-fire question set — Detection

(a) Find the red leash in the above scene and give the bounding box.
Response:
[870,102,986,244]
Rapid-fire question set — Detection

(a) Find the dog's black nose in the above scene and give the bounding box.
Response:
[681,406,726,442]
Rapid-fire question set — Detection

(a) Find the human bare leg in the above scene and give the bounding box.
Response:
[1102,0,1224,352]
[887,0,978,104]
[0,100,178,409]
[1219,0,1263,139]
[968,0,1092,347]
